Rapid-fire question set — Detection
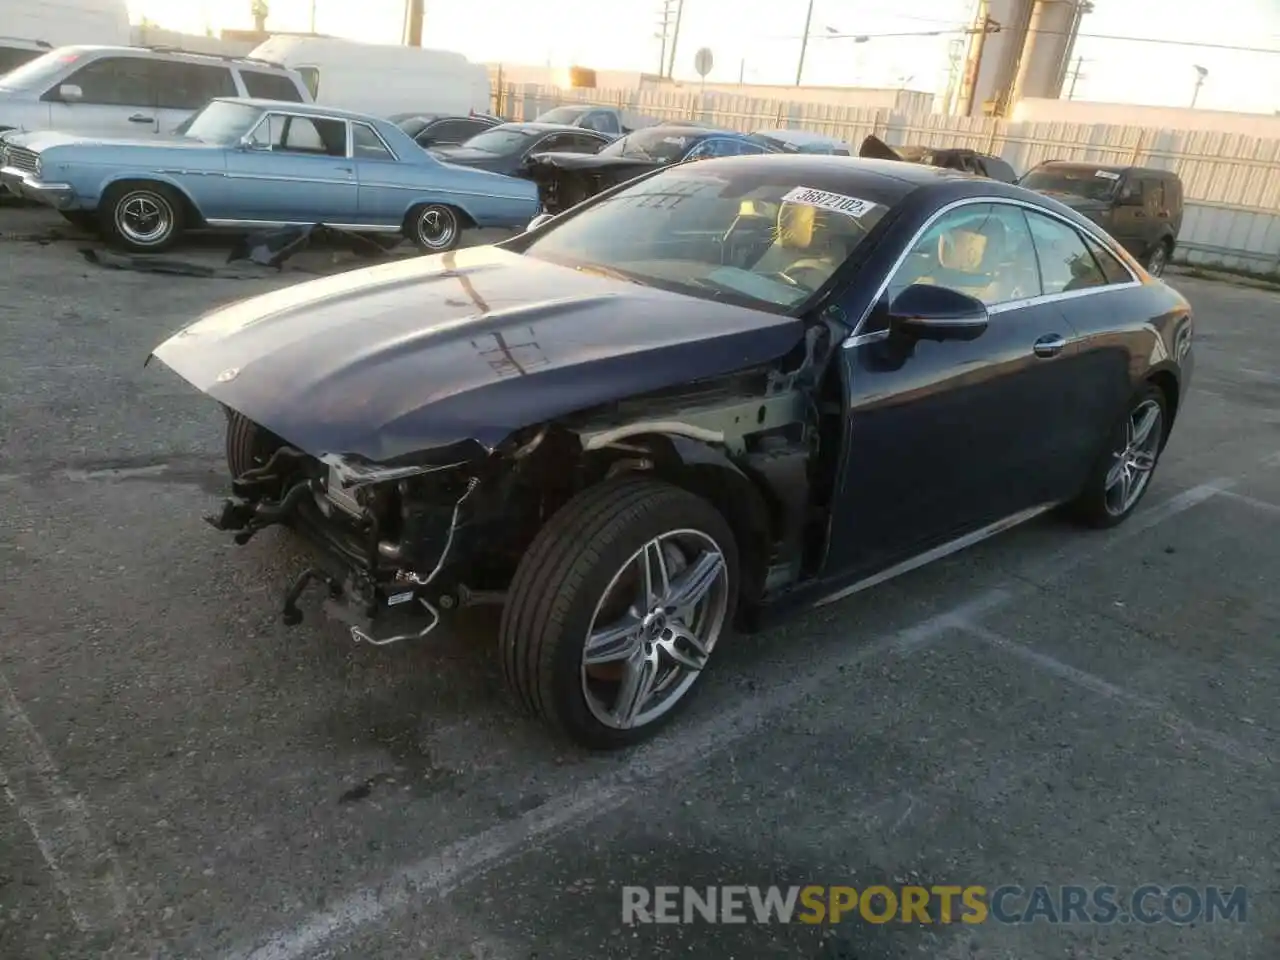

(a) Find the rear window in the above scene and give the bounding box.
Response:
[240,69,305,102]
[0,45,45,76]
[296,66,319,98]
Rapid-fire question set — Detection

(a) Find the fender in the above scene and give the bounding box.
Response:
[96,172,203,218]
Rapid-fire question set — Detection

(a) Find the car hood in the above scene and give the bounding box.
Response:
[5,130,214,152]
[149,245,805,465]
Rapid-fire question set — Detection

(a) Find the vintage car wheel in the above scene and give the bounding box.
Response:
[224,409,283,480]
[499,477,739,749]
[100,182,185,253]
[407,203,461,252]
[1067,383,1168,529]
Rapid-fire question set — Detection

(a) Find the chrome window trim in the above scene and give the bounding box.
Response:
[842,195,1142,348]
[243,109,354,159]
[350,120,399,162]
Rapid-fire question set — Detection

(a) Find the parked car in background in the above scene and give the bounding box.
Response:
[1,97,539,252]
[149,154,1193,747]
[432,122,612,178]
[526,124,785,214]
[1018,162,1183,276]
[0,37,51,75]
[250,35,490,119]
[753,128,851,155]
[392,111,499,149]
[858,135,1017,183]
[533,104,631,138]
[0,45,310,140]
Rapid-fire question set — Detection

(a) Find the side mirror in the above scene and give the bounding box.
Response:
[57,84,83,103]
[526,212,555,232]
[887,284,989,342]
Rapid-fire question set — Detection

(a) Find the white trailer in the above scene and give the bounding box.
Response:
[249,36,491,120]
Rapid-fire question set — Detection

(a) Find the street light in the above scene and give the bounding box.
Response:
[1190,64,1208,108]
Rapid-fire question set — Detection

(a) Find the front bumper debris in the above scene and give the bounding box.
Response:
[205,470,480,646]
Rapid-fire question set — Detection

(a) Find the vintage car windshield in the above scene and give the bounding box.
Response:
[181,101,266,143]
[1020,169,1120,202]
[523,167,889,314]
[460,128,535,154]
[600,128,701,162]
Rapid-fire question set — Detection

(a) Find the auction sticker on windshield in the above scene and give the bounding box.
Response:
[1095,170,1121,180]
[782,186,877,219]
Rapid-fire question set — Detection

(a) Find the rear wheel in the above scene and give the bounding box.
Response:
[405,203,461,252]
[499,477,738,749]
[1146,240,1171,277]
[1067,383,1168,528]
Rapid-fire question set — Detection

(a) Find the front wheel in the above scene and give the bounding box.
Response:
[499,477,739,749]
[99,182,184,253]
[1067,383,1168,528]
[405,203,461,252]
[224,409,284,481]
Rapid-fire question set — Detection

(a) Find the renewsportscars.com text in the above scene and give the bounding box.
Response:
[621,884,1248,926]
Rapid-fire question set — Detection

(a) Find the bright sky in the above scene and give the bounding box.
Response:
[126,0,1280,113]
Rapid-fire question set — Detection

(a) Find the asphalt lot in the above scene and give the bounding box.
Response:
[1,204,1278,960]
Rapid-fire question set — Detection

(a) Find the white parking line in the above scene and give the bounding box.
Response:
[955,622,1273,768]
[1216,489,1280,517]
[224,472,1250,960]
[224,588,1010,960]
[0,670,129,931]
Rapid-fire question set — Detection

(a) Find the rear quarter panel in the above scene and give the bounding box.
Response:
[363,154,539,228]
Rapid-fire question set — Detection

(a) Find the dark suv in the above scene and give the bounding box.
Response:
[1019,162,1183,276]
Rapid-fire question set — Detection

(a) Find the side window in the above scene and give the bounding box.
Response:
[1142,177,1165,211]
[296,66,320,98]
[352,123,393,160]
[582,111,619,134]
[249,114,346,156]
[886,203,1042,308]
[1024,209,1108,294]
[1117,174,1142,205]
[1080,234,1133,285]
[568,133,605,153]
[156,62,236,110]
[58,56,157,107]
[536,133,573,152]
[736,140,769,156]
[240,70,305,102]
[420,120,466,144]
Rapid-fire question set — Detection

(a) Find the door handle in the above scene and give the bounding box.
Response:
[128,113,154,123]
[1033,334,1067,358]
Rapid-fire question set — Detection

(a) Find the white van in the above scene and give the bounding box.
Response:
[249,36,491,120]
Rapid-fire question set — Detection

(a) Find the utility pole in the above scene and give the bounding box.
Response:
[665,0,684,79]
[403,0,424,47]
[739,58,745,84]
[655,0,675,77]
[309,0,317,32]
[1190,64,1207,108]
[1066,55,1085,99]
[251,0,268,33]
[795,0,815,86]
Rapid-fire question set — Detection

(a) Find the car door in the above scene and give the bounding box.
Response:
[224,112,357,223]
[827,200,1088,575]
[352,120,415,226]
[44,55,164,137]
[153,60,237,134]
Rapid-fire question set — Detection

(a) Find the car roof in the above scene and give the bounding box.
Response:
[664,153,985,203]
[492,121,609,134]
[40,44,291,69]
[214,97,379,122]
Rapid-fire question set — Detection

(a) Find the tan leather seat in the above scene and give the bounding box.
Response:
[751,202,855,286]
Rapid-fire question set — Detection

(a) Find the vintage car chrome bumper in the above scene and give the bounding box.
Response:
[0,166,75,208]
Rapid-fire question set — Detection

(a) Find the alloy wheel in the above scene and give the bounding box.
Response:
[114,190,174,246]
[1104,398,1162,516]
[581,529,730,730]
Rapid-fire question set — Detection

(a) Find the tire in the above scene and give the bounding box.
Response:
[1146,239,1171,277]
[405,203,461,253]
[499,477,739,749]
[225,410,283,481]
[99,181,184,253]
[59,210,98,231]
[1066,382,1168,529]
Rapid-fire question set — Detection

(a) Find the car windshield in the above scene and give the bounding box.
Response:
[523,167,889,314]
[459,127,535,154]
[180,101,265,143]
[601,128,703,162]
[1021,168,1121,202]
[0,48,82,90]
[537,106,588,124]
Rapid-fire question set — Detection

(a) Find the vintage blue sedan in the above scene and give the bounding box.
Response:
[0,98,541,253]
